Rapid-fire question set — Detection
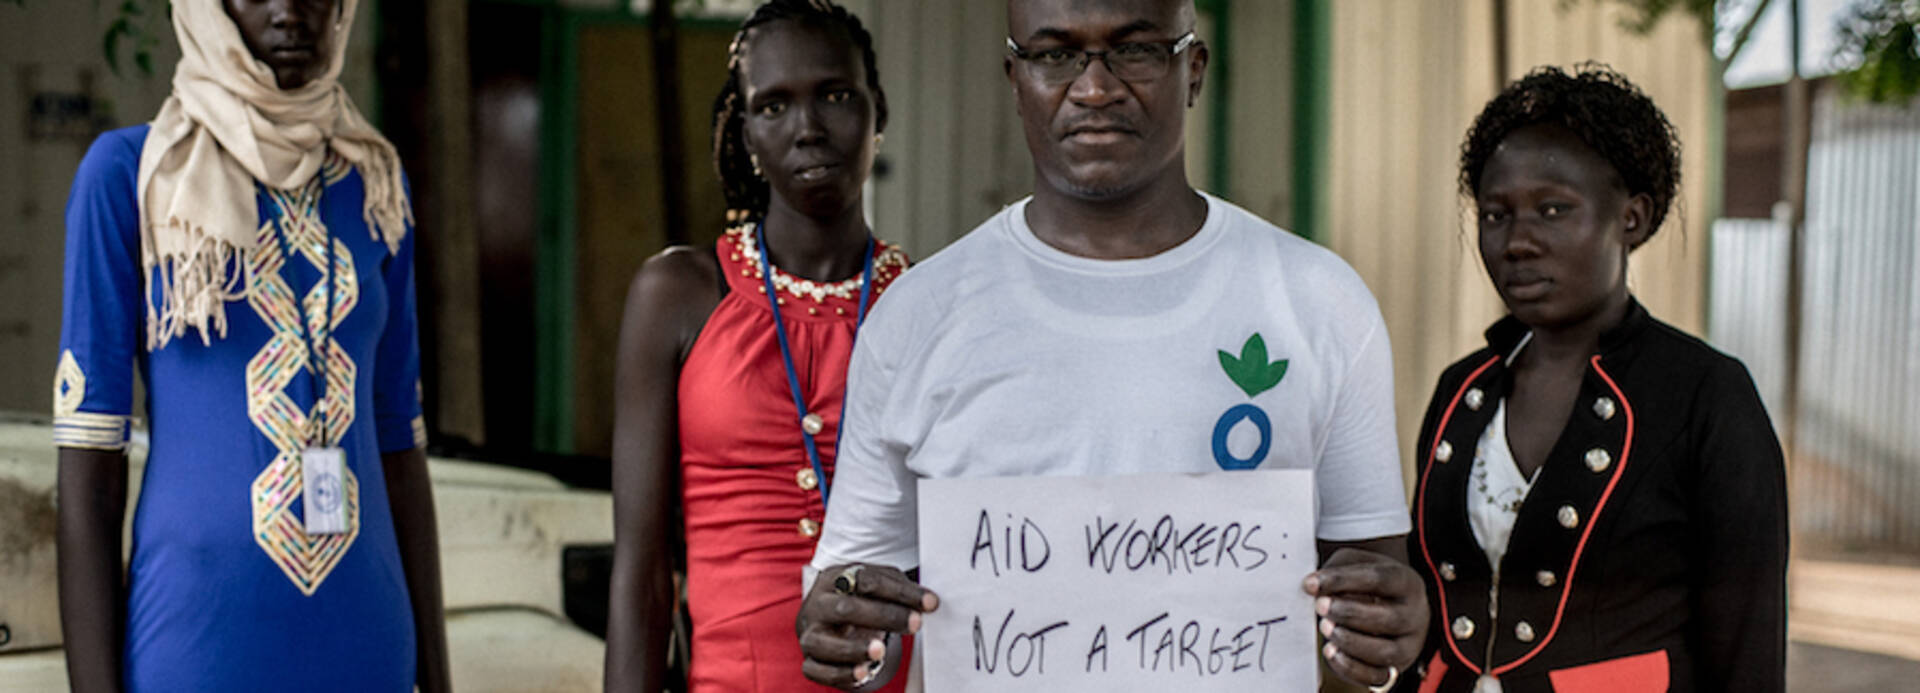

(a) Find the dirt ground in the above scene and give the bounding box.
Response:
[1789,642,1920,692]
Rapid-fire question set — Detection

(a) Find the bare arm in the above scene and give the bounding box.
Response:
[1307,536,1429,690]
[381,446,450,693]
[57,447,130,693]
[605,248,720,692]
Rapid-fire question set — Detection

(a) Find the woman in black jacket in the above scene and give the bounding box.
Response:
[1399,65,1787,693]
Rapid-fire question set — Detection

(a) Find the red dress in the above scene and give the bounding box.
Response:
[677,224,911,692]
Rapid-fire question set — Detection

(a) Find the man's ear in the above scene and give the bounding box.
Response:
[1186,41,1209,108]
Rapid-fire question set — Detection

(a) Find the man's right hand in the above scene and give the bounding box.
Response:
[796,563,940,690]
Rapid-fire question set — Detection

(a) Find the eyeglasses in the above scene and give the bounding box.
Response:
[1006,32,1197,85]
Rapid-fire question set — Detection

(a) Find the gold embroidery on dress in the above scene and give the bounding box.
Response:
[54,350,84,416]
[322,150,352,186]
[52,350,131,450]
[247,176,362,596]
[53,413,131,450]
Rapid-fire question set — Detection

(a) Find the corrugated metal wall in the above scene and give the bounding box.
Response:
[1323,0,1716,482]
[1798,87,1920,552]
[1325,0,1500,483]
[1707,218,1790,411]
[1715,87,1920,554]
[858,2,1033,259]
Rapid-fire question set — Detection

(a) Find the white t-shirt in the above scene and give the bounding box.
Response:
[811,193,1410,574]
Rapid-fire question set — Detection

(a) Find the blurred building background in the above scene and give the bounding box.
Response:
[1,0,1917,690]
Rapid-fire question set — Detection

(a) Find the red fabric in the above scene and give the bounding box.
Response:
[1547,650,1669,693]
[1418,651,1450,693]
[678,227,909,693]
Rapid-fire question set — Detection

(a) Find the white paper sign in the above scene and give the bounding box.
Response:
[916,470,1318,692]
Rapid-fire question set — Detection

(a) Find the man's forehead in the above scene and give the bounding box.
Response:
[1007,0,1194,41]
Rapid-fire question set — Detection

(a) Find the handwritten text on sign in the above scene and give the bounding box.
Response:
[916,471,1317,692]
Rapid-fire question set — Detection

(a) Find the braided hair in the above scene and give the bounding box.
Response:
[1460,64,1681,243]
[713,0,888,223]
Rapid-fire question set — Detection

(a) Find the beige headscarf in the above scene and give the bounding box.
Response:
[137,0,410,349]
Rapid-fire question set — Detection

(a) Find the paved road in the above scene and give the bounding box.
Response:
[1790,642,1920,691]
[1314,642,1917,692]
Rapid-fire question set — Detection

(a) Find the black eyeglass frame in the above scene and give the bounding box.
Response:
[1005,31,1199,84]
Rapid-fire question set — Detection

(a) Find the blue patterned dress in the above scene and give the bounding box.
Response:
[56,124,424,691]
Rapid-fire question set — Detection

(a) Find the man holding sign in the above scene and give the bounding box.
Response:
[796,0,1427,690]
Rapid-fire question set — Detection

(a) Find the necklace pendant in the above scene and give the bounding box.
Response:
[801,412,825,436]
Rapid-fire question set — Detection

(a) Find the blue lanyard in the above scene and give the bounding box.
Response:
[267,192,336,448]
[756,222,875,508]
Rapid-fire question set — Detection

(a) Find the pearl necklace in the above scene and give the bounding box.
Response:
[732,224,883,303]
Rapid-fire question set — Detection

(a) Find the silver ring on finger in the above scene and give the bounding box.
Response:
[853,657,884,688]
[1367,664,1399,693]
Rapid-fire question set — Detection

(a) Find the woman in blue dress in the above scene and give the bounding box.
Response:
[54,1,449,690]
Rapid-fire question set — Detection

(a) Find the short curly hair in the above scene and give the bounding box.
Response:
[1459,64,1681,241]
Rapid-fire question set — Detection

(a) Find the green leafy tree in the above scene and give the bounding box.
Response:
[1832,0,1920,102]
[1560,0,1770,73]
[1573,0,1920,103]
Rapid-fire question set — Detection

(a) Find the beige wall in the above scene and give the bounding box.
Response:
[0,1,381,416]
[859,1,1033,259]
[1221,0,1298,226]
[0,2,177,416]
[1323,0,1716,481]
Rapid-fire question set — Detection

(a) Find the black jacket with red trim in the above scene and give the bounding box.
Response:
[1398,300,1787,693]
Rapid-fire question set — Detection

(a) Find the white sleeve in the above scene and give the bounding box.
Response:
[1313,313,1412,542]
[810,314,923,574]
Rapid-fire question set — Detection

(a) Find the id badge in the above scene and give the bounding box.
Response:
[301,447,349,535]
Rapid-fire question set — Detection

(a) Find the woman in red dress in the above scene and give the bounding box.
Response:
[604,2,910,691]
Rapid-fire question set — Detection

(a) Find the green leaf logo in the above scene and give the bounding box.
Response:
[1218,333,1289,398]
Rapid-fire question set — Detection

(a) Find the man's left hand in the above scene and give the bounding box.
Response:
[1303,547,1428,689]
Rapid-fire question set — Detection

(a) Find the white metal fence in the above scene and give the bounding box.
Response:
[1710,88,1920,554]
